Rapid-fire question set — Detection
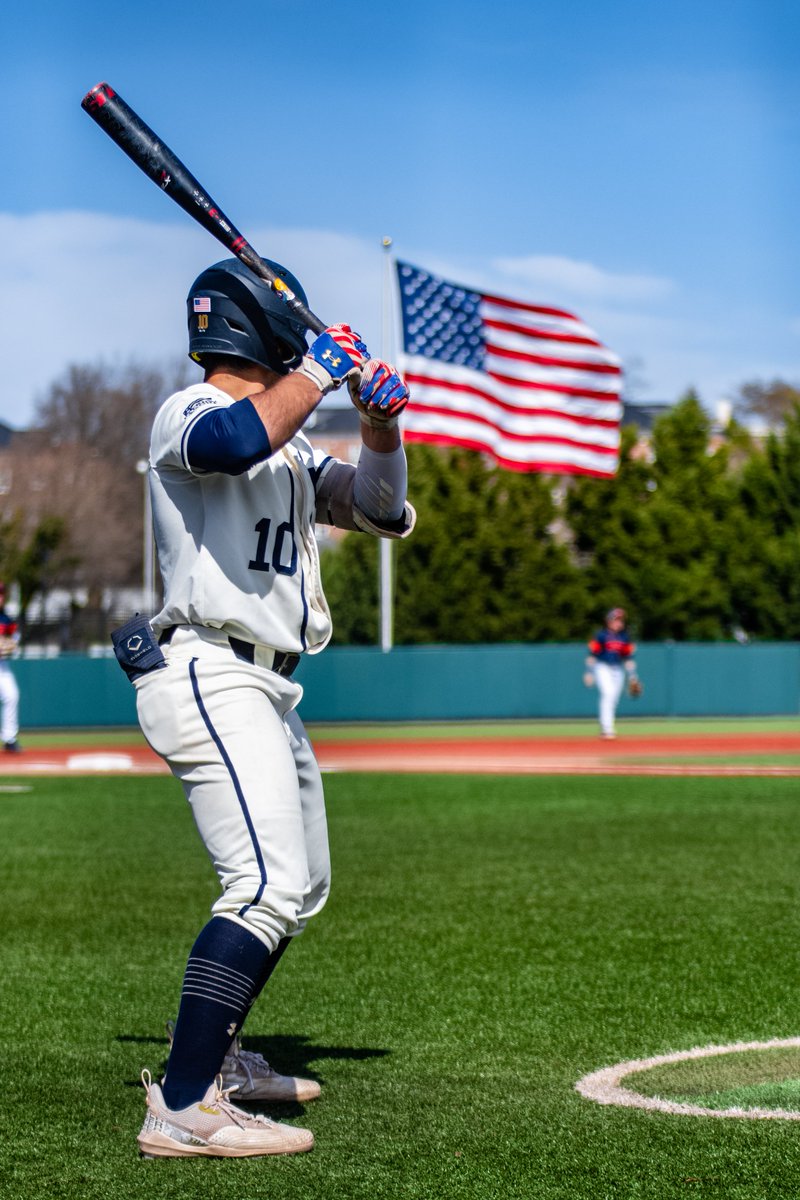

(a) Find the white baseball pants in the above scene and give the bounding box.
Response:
[134,626,330,952]
[594,661,626,736]
[0,663,19,744]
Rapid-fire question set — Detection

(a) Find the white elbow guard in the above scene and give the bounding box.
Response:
[353,501,417,540]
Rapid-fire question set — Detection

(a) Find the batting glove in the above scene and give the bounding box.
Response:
[297,324,369,395]
[349,359,410,429]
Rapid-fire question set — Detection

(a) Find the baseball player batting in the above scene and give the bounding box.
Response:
[583,606,641,739]
[113,256,414,1158]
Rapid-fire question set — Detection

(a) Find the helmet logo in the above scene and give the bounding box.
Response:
[272,277,296,301]
[193,297,211,313]
[197,314,209,330]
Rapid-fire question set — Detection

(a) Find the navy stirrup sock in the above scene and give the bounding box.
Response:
[162,916,276,1110]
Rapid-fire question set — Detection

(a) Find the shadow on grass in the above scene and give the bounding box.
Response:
[117,1031,391,1103]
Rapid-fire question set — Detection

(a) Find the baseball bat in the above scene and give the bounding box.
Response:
[81,82,327,335]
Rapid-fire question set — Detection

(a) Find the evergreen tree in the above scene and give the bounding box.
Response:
[322,444,589,645]
[567,392,737,639]
[322,398,800,645]
[728,404,800,637]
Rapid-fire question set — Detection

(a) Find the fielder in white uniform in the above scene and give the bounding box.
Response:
[0,581,21,752]
[583,607,638,739]
[117,257,414,1159]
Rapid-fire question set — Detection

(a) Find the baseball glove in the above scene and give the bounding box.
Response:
[628,676,643,698]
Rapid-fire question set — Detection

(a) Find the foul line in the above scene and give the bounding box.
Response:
[575,1037,800,1120]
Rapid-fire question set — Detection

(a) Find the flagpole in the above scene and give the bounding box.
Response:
[379,236,394,653]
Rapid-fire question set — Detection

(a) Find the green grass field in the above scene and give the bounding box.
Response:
[3,769,800,1198]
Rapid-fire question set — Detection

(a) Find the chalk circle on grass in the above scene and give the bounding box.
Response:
[576,1037,800,1120]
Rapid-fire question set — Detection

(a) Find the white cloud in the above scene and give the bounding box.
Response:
[491,253,675,304]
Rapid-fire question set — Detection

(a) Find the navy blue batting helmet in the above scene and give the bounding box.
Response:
[187,257,310,375]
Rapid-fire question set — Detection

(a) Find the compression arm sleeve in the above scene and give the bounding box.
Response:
[352,443,407,522]
[185,398,272,474]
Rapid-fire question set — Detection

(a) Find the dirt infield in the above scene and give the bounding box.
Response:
[313,732,800,776]
[3,730,800,776]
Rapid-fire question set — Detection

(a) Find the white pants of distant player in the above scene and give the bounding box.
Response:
[0,661,20,744]
[594,661,625,738]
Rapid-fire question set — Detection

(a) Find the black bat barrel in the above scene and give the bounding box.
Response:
[81,83,326,334]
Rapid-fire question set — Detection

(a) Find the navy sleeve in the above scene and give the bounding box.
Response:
[186,397,272,474]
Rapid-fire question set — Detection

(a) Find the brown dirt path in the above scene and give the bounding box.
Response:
[2,731,800,776]
[312,732,800,776]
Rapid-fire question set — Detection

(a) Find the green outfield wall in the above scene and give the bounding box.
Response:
[11,641,800,727]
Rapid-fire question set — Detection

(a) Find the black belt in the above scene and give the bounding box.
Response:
[158,627,299,678]
[228,636,300,677]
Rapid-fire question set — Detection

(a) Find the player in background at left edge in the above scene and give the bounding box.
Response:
[0,580,22,752]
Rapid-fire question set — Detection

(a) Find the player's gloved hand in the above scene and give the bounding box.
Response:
[349,359,410,429]
[582,672,595,688]
[628,676,643,698]
[297,324,369,395]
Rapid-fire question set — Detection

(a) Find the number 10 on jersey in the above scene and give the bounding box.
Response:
[248,517,298,576]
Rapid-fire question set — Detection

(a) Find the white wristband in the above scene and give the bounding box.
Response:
[296,356,336,395]
[358,410,399,430]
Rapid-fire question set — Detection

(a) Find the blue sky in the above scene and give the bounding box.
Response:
[1,0,797,428]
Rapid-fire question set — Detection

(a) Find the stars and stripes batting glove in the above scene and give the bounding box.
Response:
[297,324,370,394]
[349,359,410,429]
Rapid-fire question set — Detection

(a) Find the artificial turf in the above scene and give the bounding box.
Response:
[2,771,800,1198]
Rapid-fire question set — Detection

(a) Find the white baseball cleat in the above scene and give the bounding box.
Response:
[165,1020,322,1103]
[137,1070,314,1158]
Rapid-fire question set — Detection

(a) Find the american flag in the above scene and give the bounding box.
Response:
[193,296,211,313]
[396,261,622,477]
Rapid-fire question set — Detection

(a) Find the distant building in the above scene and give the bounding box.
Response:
[0,421,17,449]
[621,400,673,432]
[304,402,362,465]
[303,403,363,548]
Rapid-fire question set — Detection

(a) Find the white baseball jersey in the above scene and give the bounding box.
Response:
[149,382,338,654]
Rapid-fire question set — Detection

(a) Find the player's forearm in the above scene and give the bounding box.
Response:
[359,420,402,453]
[354,441,407,522]
[249,374,324,452]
